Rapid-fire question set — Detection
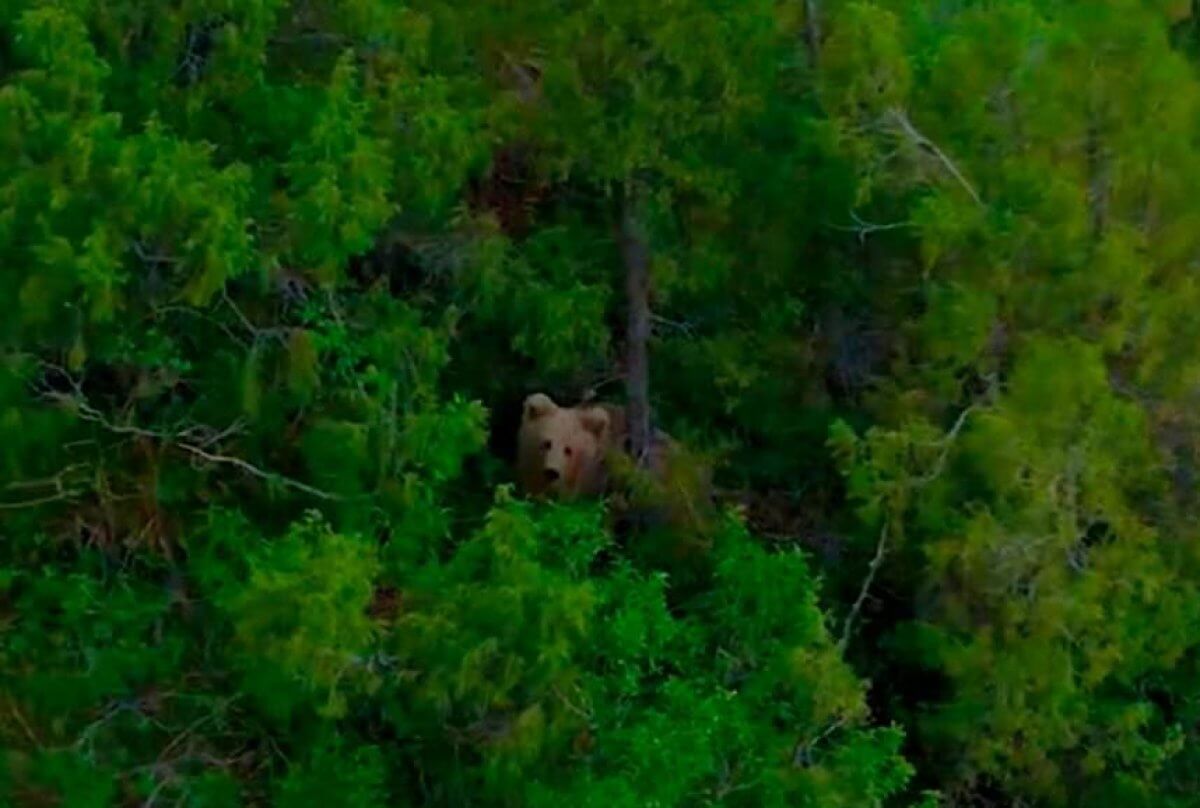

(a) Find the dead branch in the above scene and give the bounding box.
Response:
[913,403,979,486]
[793,716,846,767]
[839,404,981,653]
[39,386,341,502]
[178,443,339,501]
[1,464,89,510]
[220,288,290,345]
[650,314,696,337]
[1085,121,1110,239]
[888,107,984,208]
[837,522,888,655]
[828,210,913,244]
[0,490,83,510]
[6,701,43,750]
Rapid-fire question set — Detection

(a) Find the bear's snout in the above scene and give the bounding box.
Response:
[543,468,561,483]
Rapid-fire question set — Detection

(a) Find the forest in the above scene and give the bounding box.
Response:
[4,0,1200,805]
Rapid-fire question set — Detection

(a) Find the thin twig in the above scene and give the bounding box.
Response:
[1,463,87,509]
[0,490,82,510]
[839,404,981,653]
[552,685,593,723]
[5,464,87,491]
[220,288,289,345]
[650,314,696,336]
[178,443,339,501]
[828,210,913,244]
[8,702,42,749]
[793,716,845,767]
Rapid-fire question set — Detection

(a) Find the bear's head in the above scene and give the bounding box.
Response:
[516,392,612,499]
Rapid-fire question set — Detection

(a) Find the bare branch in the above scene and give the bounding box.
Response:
[39,381,341,502]
[650,314,696,337]
[828,210,913,244]
[793,716,846,767]
[839,404,981,653]
[0,490,83,510]
[1085,121,1110,239]
[5,464,87,492]
[552,685,593,723]
[888,107,984,208]
[220,288,289,345]
[913,404,979,486]
[7,701,42,749]
[178,443,340,501]
[176,419,246,449]
[838,522,888,655]
[131,241,180,266]
[1,462,89,510]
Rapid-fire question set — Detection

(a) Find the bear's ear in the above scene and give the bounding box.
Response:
[523,393,557,421]
[579,407,609,438]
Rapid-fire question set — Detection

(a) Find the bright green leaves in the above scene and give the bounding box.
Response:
[212,513,381,720]
[399,396,488,484]
[454,223,613,380]
[116,121,254,305]
[819,2,911,121]
[285,55,394,281]
[14,0,1200,803]
[372,497,912,806]
[812,5,1200,797]
[383,498,607,793]
[274,737,387,808]
[0,0,911,805]
[918,282,998,381]
[12,5,110,114]
[835,333,1193,801]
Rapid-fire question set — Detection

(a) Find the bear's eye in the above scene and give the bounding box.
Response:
[564,446,573,457]
[541,440,551,451]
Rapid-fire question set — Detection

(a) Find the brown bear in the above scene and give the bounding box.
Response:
[516,391,718,564]
[511,391,700,501]
[516,392,630,500]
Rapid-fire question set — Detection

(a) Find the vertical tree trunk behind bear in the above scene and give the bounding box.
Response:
[619,189,652,469]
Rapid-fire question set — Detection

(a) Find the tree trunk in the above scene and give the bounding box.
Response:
[618,189,652,468]
[804,0,820,68]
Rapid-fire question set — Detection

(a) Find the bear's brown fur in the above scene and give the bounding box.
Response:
[515,392,684,500]
[516,392,717,561]
[517,393,625,500]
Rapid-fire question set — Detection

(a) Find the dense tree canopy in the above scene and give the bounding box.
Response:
[4,0,1200,805]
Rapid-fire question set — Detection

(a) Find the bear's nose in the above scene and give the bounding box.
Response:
[544,468,561,483]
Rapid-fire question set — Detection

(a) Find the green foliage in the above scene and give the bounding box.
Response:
[213,513,381,720]
[6,0,1200,805]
